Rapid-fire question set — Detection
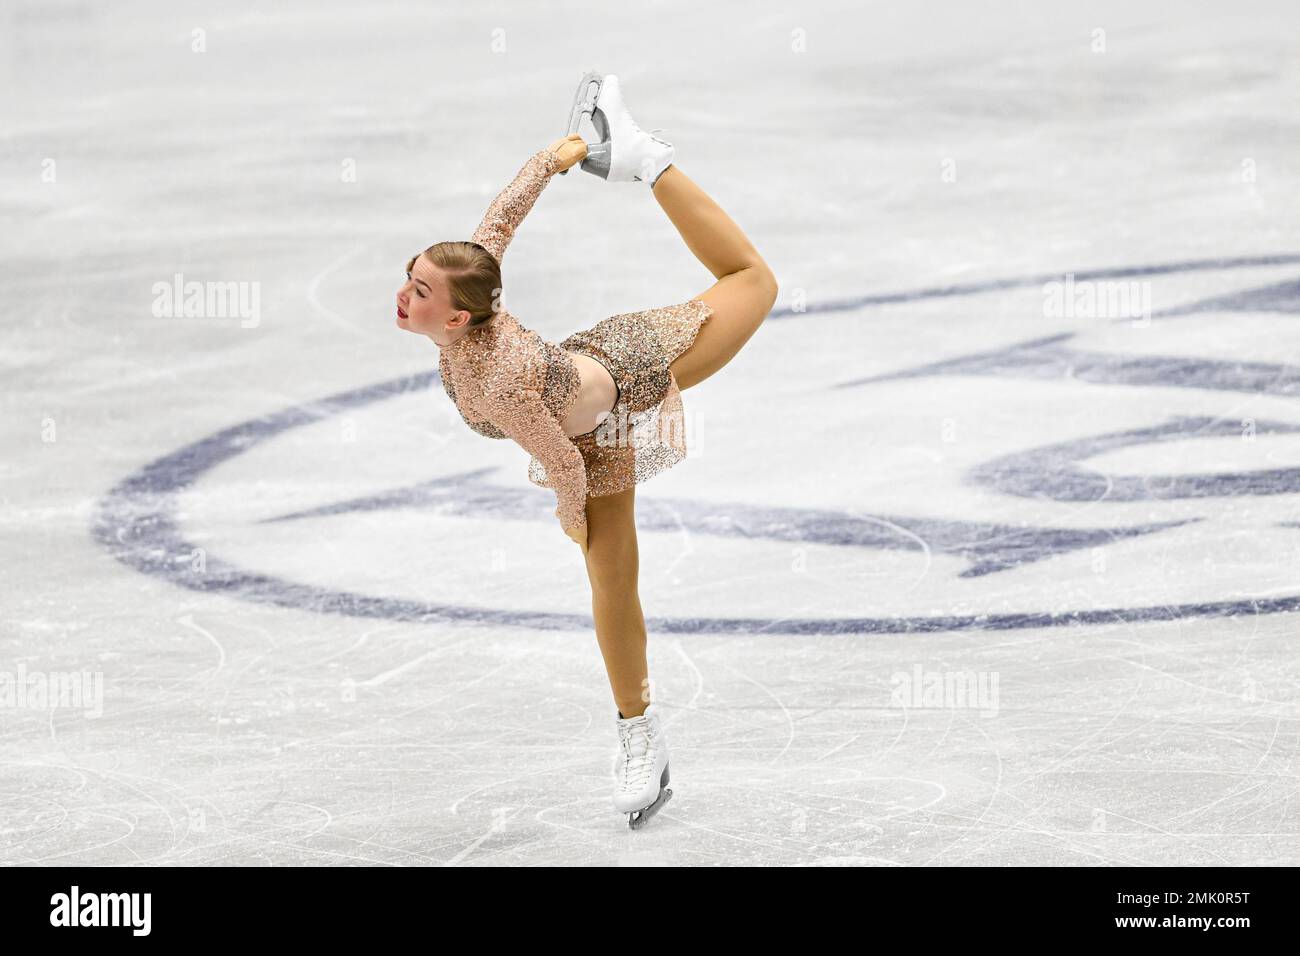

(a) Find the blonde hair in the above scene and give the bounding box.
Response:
[407,242,501,327]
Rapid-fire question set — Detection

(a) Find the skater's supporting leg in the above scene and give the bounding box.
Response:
[583,486,650,719]
[653,164,778,391]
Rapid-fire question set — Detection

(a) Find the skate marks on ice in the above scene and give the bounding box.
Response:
[94,254,1300,634]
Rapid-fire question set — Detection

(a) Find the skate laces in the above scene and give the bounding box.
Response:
[617,720,657,787]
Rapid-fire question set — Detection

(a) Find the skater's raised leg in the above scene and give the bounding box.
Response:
[653,164,778,391]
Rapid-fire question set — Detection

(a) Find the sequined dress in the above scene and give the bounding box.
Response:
[436,148,712,538]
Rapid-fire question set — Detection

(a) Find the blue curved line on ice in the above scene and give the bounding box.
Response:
[766,253,1300,317]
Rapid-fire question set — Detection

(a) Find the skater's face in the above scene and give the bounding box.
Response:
[397,253,472,343]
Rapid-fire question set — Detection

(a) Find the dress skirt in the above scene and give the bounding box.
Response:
[527,297,713,499]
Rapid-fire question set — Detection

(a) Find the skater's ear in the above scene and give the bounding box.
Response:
[448,308,473,329]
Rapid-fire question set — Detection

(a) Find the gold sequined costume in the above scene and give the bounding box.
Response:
[436,148,712,538]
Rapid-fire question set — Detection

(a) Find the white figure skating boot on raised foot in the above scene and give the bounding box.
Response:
[612,703,673,829]
[562,71,675,186]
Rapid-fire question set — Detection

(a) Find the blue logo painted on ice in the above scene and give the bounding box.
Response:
[93,254,1300,633]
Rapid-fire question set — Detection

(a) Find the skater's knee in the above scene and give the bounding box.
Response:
[752,263,778,315]
[719,263,778,319]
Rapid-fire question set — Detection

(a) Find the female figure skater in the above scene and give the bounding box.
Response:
[394,73,777,827]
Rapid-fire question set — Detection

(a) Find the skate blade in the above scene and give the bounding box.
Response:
[627,787,673,830]
[559,71,603,176]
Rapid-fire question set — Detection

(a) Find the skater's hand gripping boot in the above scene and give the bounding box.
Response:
[547,134,587,174]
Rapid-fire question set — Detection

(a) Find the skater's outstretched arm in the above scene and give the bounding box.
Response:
[470,136,587,264]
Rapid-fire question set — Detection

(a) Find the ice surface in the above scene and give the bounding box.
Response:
[3,0,1299,865]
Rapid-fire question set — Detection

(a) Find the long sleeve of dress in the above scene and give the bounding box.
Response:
[487,380,589,537]
[470,148,562,264]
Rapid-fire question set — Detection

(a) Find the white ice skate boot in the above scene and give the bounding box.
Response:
[612,703,673,828]
[562,71,675,186]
